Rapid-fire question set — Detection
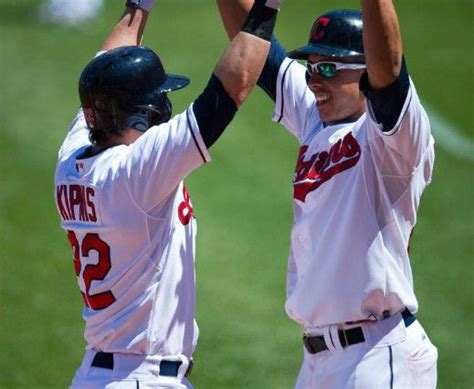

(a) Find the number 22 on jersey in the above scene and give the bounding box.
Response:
[67,231,116,310]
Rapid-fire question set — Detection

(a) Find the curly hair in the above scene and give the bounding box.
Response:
[88,126,126,146]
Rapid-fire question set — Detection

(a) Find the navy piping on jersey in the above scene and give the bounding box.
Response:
[389,345,394,389]
[277,60,294,123]
[186,109,206,163]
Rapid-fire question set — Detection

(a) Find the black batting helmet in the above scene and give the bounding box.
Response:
[288,10,364,61]
[79,46,190,139]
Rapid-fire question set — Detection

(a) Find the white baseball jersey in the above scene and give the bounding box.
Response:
[273,58,435,328]
[54,104,210,357]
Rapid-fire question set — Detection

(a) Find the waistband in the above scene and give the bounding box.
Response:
[83,350,193,380]
[91,352,193,378]
[303,308,416,354]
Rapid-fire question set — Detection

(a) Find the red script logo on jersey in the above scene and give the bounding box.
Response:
[293,132,361,202]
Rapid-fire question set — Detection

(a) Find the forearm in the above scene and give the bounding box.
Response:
[101,7,149,51]
[217,0,254,40]
[214,33,270,107]
[214,1,279,107]
[361,0,403,89]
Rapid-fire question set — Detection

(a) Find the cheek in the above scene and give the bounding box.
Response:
[338,84,362,107]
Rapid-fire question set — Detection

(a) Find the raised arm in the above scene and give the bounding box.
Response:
[361,0,403,89]
[101,0,155,51]
[213,0,280,107]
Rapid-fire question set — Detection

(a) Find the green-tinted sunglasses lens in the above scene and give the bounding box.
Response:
[317,63,336,78]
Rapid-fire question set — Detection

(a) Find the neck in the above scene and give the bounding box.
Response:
[89,128,142,156]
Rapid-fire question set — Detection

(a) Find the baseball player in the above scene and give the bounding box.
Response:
[218,1,438,387]
[54,0,283,387]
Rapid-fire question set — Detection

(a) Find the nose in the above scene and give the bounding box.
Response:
[306,70,324,89]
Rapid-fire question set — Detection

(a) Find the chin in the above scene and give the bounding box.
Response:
[316,110,334,124]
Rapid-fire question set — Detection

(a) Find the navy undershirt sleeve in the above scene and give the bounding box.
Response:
[192,74,238,148]
[257,35,287,102]
[359,57,410,132]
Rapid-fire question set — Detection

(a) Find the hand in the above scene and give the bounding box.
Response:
[125,0,157,12]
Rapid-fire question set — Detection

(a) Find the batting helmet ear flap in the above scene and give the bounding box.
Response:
[124,112,150,132]
[123,95,173,132]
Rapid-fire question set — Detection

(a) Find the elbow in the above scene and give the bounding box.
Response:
[225,72,256,107]
[234,74,255,106]
[368,56,403,89]
[389,54,403,79]
[233,87,252,107]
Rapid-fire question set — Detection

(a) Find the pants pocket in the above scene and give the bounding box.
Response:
[405,321,438,389]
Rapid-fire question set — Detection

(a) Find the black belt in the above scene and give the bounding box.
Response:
[91,352,193,377]
[303,308,416,355]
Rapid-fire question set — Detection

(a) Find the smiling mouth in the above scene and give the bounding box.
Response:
[315,94,330,107]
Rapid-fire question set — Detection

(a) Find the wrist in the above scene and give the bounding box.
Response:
[242,1,279,41]
[125,0,156,12]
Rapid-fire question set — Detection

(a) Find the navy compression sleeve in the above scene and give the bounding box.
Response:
[192,74,238,148]
[257,36,287,102]
[360,57,410,132]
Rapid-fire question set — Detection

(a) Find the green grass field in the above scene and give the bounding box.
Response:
[1,0,473,388]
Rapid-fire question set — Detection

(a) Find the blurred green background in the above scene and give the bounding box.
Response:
[1,0,473,388]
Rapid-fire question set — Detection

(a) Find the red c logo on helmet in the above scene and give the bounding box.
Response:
[311,17,330,42]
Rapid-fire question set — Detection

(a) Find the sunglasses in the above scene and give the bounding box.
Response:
[306,61,366,79]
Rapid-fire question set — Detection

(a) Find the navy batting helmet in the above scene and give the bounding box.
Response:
[288,10,364,61]
[79,46,190,136]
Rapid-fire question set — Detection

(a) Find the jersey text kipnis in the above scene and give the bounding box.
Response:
[56,184,98,222]
[293,132,361,202]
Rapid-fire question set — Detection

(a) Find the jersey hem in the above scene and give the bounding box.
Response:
[272,57,295,124]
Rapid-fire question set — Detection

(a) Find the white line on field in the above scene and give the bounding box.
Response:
[425,105,474,161]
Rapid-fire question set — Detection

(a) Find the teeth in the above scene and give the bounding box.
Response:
[316,95,330,103]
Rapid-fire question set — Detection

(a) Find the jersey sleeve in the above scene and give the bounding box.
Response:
[192,74,238,148]
[124,106,211,212]
[272,58,320,142]
[365,79,435,178]
[57,108,91,161]
[257,36,288,102]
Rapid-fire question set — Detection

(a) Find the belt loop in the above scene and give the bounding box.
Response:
[329,325,343,350]
[323,326,336,351]
[83,350,97,374]
[175,355,191,380]
[156,355,164,377]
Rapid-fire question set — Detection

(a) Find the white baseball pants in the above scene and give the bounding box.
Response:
[296,313,438,388]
